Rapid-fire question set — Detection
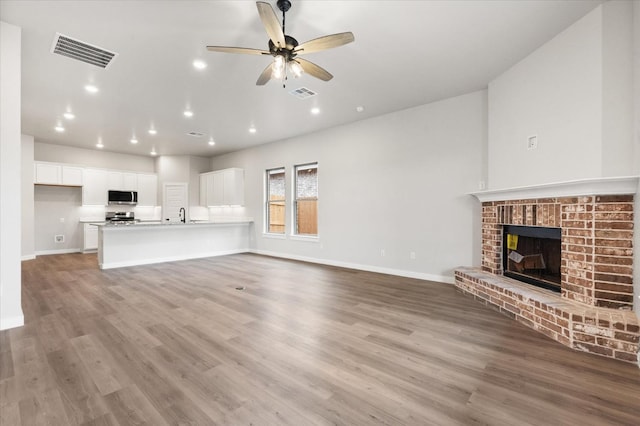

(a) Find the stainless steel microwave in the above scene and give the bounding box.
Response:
[108,190,137,205]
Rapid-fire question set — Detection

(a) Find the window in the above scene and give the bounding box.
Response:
[266,167,285,234]
[294,163,318,236]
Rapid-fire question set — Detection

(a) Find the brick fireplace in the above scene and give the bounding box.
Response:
[455,178,639,365]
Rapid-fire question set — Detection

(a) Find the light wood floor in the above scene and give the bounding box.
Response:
[1,253,639,425]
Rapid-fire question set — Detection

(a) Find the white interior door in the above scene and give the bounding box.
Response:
[162,183,188,223]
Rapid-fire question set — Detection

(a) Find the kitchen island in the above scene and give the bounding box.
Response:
[96,219,253,269]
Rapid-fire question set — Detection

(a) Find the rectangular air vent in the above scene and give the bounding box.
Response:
[289,87,317,99]
[51,33,117,69]
[186,131,205,138]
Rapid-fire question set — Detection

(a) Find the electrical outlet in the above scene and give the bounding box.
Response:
[478,180,486,190]
[54,234,64,243]
[410,251,416,260]
[527,135,538,150]
[59,217,65,223]
[380,249,386,257]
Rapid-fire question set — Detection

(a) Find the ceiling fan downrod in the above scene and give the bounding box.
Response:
[277,0,291,33]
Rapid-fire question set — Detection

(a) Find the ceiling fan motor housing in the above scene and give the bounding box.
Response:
[268,35,299,59]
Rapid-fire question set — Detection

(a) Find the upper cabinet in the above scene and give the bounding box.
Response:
[107,171,137,191]
[137,173,157,206]
[82,168,108,206]
[34,161,158,206]
[200,168,244,207]
[34,162,83,186]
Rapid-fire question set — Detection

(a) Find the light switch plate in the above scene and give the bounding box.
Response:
[527,135,538,150]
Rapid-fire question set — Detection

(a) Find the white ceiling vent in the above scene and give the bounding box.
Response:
[187,131,205,138]
[51,33,117,69]
[289,87,317,100]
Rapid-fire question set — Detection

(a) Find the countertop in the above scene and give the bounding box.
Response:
[97,218,254,229]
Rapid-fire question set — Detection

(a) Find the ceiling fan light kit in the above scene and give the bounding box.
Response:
[206,0,354,87]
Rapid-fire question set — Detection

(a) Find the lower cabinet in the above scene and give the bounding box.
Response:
[83,224,99,251]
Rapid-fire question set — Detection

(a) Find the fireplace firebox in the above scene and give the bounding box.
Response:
[502,225,561,292]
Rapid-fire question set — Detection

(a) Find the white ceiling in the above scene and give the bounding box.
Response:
[1,0,602,157]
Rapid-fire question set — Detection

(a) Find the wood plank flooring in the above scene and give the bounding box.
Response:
[1,253,639,425]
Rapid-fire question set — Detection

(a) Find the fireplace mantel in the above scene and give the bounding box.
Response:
[470,176,639,203]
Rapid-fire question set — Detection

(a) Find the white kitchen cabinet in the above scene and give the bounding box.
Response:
[199,174,207,207]
[199,168,244,207]
[107,171,123,190]
[223,168,244,206]
[34,162,83,186]
[210,172,225,206]
[108,171,138,191]
[82,168,107,205]
[83,223,99,251]
[123,173,137,191]
[34,162,61,184]
[61,166,83,186]
[137,173,157,206]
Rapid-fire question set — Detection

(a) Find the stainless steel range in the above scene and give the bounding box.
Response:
[105,211,137,225]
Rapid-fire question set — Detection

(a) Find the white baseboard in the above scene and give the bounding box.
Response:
[100,248,250,270]
[250,249,454,284]
[0,314,24,331]
[35,248,82,256]
[21,254,36,261]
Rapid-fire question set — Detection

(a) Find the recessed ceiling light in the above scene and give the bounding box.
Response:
[184,110,194,118]
[311,107,320,115]
[148,128,157,135]
[249,127,256,134]
[208,139,215,146]
[63,112,75,120]
[193,59,207,70]
[54,125,65,132]
[356,106,365,113]
[84,84,99,93]
[130,137,138,144]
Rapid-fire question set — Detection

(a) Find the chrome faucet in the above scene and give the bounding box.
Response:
[179,207,186,223]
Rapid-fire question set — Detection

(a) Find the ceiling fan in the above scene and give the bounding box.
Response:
[206,0,354,86]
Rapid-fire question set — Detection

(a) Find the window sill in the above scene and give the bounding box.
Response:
[262,233,286,240]
[290,235,319,242]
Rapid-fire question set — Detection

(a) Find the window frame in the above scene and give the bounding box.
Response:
[264,167,286,235]
[292,162,318,238]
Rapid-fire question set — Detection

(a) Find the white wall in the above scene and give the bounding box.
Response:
[633,0,640,316]
[21,135,35,260]
[34,186,83,254]
[210,90,487,282]
[0,21,24,330]
[35,142,155,172]
[601,1,634,176]
[488,6,603,188]
[188,156,211,220]
[488,2,635,189]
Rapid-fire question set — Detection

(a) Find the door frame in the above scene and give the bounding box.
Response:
[162,182,189,222]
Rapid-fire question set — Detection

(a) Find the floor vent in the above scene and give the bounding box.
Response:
[51,33,117,69]
[186,131,205,138]
[289,87,317,99]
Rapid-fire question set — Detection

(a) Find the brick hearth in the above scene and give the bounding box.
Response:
[456,184,639,365]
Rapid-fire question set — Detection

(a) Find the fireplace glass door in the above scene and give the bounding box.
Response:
[503,225,561,292]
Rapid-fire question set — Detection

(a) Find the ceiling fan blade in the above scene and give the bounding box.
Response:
[256,1,286,48]
[295,58,333,81]
[294,32,355,55]
[206,46,270,55]
[256,64,273,86]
